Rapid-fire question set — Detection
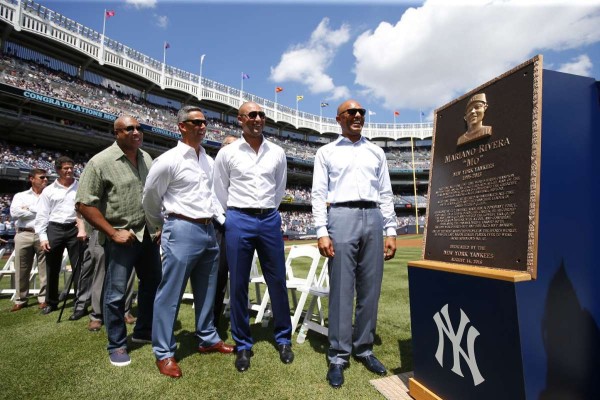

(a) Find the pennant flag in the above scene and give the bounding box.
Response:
[296,95,304,101]
[105,10,115,18]
[242,72,250,79]
[275,87,283,93]
[394,111,400,116]
[320,102,329,107]
[164,42,170,49]
[368,110,376,116]
[421,111,425,117]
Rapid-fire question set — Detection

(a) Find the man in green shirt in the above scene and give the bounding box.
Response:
[76,115,161,367]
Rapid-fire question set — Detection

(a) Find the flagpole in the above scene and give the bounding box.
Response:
[161,41,167,88]
[410,136,420,234]
[296,96,299,127]
[198,54,205,101]
[240,73,244,104]
[320,101,323,133]
[100,9,107,65]
[274,90,278,122]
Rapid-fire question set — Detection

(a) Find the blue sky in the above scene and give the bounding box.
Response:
[45,0,600,124]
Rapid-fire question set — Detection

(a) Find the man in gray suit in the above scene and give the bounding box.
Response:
[311,99,397,389]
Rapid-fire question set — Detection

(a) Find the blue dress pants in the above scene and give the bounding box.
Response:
[152,216,221,360]
[225,209,292,351]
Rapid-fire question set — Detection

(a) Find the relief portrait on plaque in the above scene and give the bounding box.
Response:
[457,93,493,146]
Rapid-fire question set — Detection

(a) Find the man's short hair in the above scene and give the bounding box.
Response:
[28,168,47,178]
[55,156,74,171]
[177,106,203,123]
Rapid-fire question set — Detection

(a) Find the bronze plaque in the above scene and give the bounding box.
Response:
[423,56,542,278]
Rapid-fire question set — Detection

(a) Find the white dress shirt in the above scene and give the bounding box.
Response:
[10,188,41,229]
[213,135,287,209]
[311,135,397,238]
[34,179,79,242]
[143,141,225,230]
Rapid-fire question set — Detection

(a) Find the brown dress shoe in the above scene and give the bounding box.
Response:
[124,312,137,325]
[198,340,235,354]
[10,303,26,312]
[38,302,47,309]
[156,357,182,378]
[88,319,102,332]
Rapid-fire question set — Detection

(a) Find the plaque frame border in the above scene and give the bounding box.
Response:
[423,55,543,278]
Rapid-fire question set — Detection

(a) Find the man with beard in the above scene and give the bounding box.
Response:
[214,102,293,372]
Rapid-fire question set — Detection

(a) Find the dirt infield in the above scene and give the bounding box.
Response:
[396,238,422,247]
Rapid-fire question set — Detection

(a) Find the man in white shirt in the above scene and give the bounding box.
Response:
[214,102,294,372]
[213,135,238,332]
[9,168,48,311]
[143,106,234,379]
[311,99,398,388]
[35,156,92,318]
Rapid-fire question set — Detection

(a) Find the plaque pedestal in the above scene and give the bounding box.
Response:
[407,70,599,399]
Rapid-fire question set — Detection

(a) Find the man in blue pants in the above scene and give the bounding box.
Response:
[214,101,294,372]
[143,106,234,378]
[312,99,398,388]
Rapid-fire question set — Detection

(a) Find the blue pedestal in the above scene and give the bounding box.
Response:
[408,71,599,399]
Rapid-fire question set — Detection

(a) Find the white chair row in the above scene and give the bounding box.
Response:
[250,245,330,343]
[0,248,71,300]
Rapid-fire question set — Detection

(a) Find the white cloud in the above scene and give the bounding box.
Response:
[155,14,168,29]
[353,0,600,112]
[270,18,351,100]
[125,0,157,9]
[558,54,593,76]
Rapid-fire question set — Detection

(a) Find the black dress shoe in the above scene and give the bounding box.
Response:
[326,364,345,388]
[235,349,254,372]
[356,354,387,375]
[68,309,87,321]
[277,344,294,364]
[40,304,57,315]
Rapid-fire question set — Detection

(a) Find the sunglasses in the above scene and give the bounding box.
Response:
[339,108,366,117]
[183,119,208,126]
[240,111,266,119]
[38,176,48,179]
[118,125,144,133]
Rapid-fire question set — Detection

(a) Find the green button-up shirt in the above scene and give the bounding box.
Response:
[76,142,153,244]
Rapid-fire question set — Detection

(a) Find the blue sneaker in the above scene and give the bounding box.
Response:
[109,348,131,366]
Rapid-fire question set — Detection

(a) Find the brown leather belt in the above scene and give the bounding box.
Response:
[17,227,35,233]
[168,213,212,225]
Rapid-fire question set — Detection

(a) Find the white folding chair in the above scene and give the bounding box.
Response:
[249,251,272,326]
[0,248,17,298]
[297,258,330,343]
[253,245,321,330]
[288,246,323,332]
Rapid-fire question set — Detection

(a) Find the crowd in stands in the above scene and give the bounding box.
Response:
[1,141,88,177]
[0,54,432,170]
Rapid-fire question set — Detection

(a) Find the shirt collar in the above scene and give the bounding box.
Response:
[175,140,205,158]
[335,134,366,145]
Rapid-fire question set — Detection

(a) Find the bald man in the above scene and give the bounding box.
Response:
[214,102,293,372]
[312,99,397,388]
[76,115,161,367]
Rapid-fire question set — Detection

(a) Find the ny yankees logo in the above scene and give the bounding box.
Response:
[433,304,485,386]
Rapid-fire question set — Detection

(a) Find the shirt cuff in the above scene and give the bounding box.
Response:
[385,227,397,237]
[214,214,226,226]
[316,226,329,238]
[39,233,48,242]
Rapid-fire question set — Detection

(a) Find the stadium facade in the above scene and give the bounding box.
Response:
[0,0,430,238]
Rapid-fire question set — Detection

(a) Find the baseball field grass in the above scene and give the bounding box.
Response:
[0,236,422,400]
